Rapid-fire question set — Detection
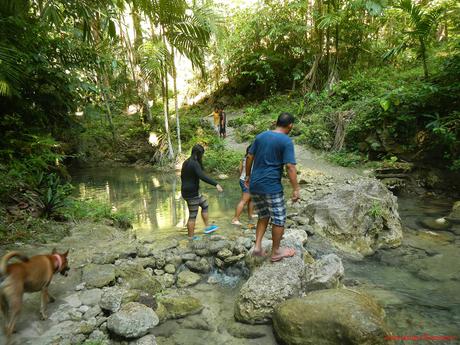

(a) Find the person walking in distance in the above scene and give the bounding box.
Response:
[181,144,223,239]
[218,106,227,138]
[245,112,300,262]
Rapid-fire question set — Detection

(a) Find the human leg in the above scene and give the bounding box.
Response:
[199,195,209,227]
[251,193,270,254]
[232,195,250,225]
[266,192,295,261]
[185,197,200,238]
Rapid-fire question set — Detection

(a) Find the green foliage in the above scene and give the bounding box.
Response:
[25,173,74,218]
[326,151,367,167]
[63,198,133,229]
[204,148,241,174]
[368,201,383,217]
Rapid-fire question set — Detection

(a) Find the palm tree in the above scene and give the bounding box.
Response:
[384,0,443,78]
[138,0,220,157]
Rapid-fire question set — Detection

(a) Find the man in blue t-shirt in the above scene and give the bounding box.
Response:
[245,112,300,262]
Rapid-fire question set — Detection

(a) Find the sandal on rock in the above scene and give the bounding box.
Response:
[271,247,296,262]
[231,219,242,226]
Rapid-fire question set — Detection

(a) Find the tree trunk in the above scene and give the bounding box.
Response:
[419,36,429,78]
[161,26,174,160]
[171,48,182,154]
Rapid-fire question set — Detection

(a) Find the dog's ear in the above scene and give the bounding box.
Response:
[63,249,69,257]
[52,248,57,254]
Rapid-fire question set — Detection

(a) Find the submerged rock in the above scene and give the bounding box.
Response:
[303,178,403,256]
[272,289,391,345]
[176,270,201,287]
[234,255,304,324]
[157,295,203,319]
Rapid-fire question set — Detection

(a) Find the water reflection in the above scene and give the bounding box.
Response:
[71,167,243,241]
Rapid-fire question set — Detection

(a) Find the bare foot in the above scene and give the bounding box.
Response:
[271,247,296,262]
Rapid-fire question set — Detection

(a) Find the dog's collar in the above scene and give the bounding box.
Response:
[52,254,62,273]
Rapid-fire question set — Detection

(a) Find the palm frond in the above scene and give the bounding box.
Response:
[139,40,171,82]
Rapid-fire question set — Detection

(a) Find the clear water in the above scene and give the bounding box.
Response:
[71,167,460,344]
[71,166,252,241]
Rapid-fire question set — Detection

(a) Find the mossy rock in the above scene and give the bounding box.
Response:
[157,295,203,320]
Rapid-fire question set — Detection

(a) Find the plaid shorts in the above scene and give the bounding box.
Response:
[250,192,286,226]
[185,195,208,220]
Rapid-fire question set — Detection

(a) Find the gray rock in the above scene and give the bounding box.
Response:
[185,258,211,273]
[235,255,305,324]
[82,264,116,288]
[64,293,82,308]
[79,305,90,313]
[226,322,267,339]
[88,329,109,341]
[224,253,245,265]
[236,237,253,250]
[130,334,157,345]
[158,273,176,288]
[177,271,201,288]
[304,254,344,292]
[117,262,163,295]
[217,248,233,259]
[273,289,391,345]
[80,288,102,306]
[99,287,138,313]
[164,264,176,274]
[79,317,97,335]
[208,240,230,254]
[84,305,102,320]
[154,269,165,275]
[135,257,157,268]
[303,178,403,256]
[107,302,159,339]
[181,253,197,261]
[92,251,120,264]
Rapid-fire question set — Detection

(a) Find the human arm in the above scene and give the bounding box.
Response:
[193,160,223,192]
[238,160,243,175]
[244,153,254,188]
[283,139,299,201]
[286,163,300,202]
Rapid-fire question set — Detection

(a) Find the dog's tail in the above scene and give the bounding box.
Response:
[0,251,29,275]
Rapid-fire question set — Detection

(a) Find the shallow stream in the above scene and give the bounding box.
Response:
[71,167,460,344]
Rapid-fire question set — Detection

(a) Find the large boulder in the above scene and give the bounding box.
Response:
[107,302,159,339]
[234,255,304,324]
[303,178,402,256]
[272,289,392,345]
[304,254,344,292]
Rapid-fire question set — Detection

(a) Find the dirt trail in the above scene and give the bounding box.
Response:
[222,112,363,180]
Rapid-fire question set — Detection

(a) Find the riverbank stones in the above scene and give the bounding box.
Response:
[177,270,201,287]
[83,264,116,288]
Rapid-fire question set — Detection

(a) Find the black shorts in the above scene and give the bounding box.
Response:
[185,195,208,220]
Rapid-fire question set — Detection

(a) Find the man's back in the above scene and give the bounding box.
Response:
[249,130,295,194]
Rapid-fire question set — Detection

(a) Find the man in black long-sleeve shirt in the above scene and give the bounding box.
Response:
[181,144,223,239]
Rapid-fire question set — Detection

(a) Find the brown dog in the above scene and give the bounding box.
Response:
[0,249,69,342]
